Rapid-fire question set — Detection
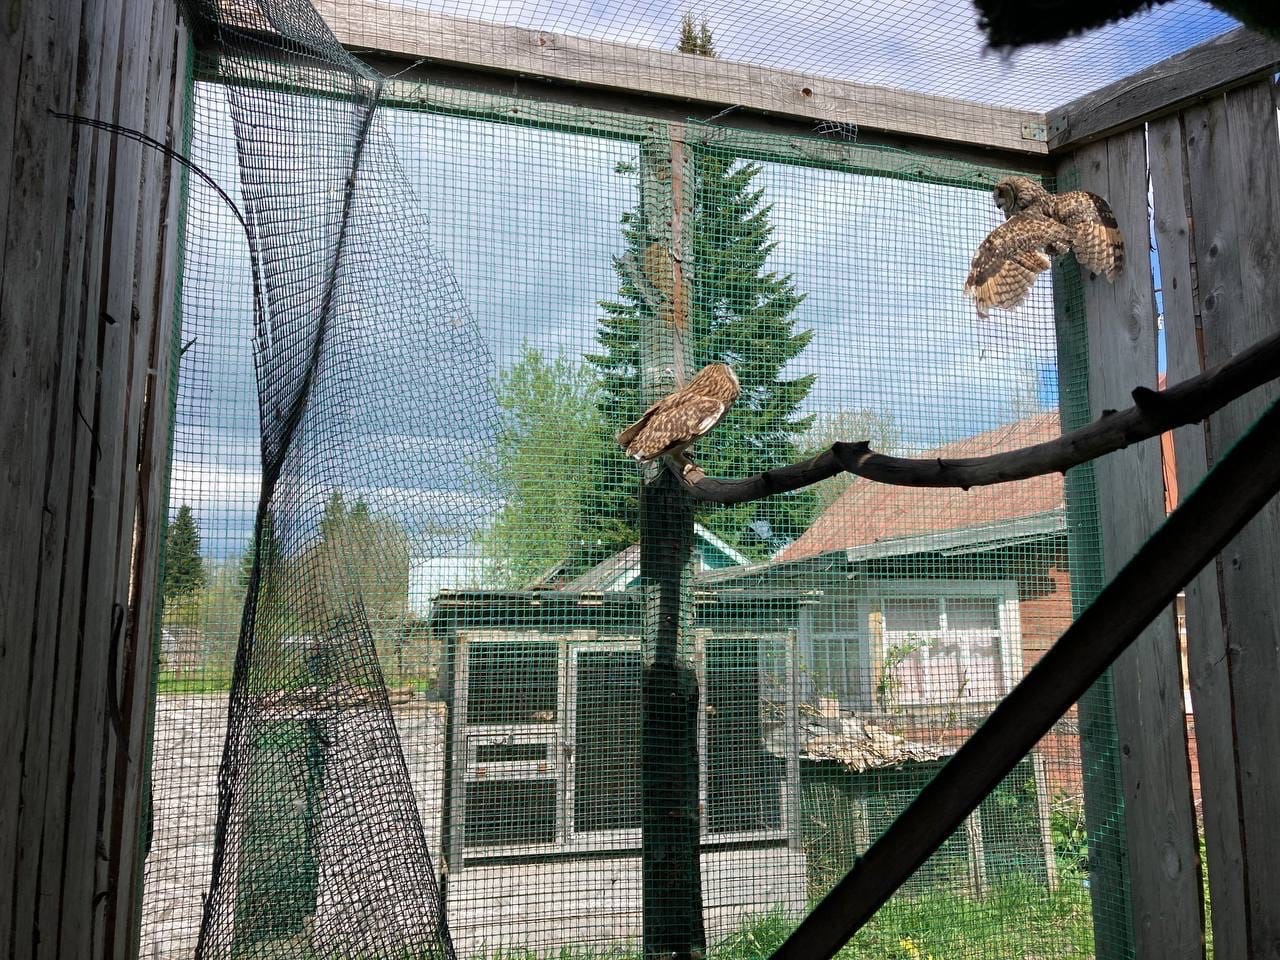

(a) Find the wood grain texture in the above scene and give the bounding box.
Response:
[0,0,188,956]
[104,4,181,956]
[1046,27,1280,151]
[312,0,1047,156]
[80,0,158,953]
[1183,80,1280,958]
[0,0,89,951]
[1148,110,1247,960]
[119,27,189,960]
[1069,130,1205,960]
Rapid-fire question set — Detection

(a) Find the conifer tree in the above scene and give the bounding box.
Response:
[164,504,206,603]
[585,17,817,560]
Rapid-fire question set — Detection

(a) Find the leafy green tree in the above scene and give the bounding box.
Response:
[164,505,206,622]
[478,346,617,587]
[586,22,817,558]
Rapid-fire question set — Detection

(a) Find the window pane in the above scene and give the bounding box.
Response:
[463,780,557,847]
[466,640,558,724]
[882,598,939,632]
[962,635,1005,700]
[947,597,1000,631]
[574,649,641,833]
[706,637,784,834]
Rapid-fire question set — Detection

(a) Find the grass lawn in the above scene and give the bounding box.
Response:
[469,874,1095,960]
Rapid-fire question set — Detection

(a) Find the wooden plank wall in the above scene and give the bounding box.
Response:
[1059,72,1280,959]
[1056,132,1204,960]
[0,1,189,957]
[1149,77,1280,959]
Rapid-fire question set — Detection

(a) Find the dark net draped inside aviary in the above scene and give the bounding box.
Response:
[175,1,500,958]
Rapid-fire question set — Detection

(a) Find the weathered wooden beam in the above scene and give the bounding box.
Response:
[310,0,1049,157]
[1046,27,1280,151]
[769,391,1280,960]
[0,0,94,950]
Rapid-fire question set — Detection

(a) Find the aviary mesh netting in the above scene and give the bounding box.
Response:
[144,0,1234,957]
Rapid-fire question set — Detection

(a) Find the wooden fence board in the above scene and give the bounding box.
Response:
[76,0,157,953]
[47,2,129,956]
[27,0,116,951]
[1068,130,1204,960]
[0,0,186,955]
[1148,110,1247,960]
[120,31,190,960]
[1184,80,1280,957]
[104,4,181,955]
[0,0,90,951]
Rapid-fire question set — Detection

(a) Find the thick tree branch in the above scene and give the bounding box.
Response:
[669,326,1280,503]
[769,393,1280,960]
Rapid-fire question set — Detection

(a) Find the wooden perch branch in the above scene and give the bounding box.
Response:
[670,326,1280,503]
[769,393,1280,960]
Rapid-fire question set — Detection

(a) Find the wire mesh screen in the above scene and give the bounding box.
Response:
[313,0,1240,115]
[139,1,1178,958]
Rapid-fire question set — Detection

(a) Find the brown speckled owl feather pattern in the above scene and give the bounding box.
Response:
[616,363,741,462]
[964,175,1125,317]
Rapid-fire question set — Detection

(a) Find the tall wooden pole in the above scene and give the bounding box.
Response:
[639,123,706,960]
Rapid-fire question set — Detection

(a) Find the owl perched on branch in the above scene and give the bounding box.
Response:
[616,363,741,462]
[964,175,1125,317]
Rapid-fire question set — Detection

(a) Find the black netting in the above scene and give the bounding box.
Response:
[178,3,499,957]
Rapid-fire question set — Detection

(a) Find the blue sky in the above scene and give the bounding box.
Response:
[170,2,1236,560]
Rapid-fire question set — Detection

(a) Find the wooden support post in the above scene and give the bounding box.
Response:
[0,0,188,956]
[639,124,706,960]
[1031,753,1058,891]
[963,811,988,896]
[1050,228,1134,960]
[1064,130,1204,960]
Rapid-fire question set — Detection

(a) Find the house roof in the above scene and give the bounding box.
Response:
[777,411,1065,563]
[556,523,752,593]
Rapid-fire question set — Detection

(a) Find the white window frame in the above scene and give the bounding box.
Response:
[868,580,1021,709]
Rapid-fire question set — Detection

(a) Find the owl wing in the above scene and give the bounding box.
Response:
[616,396,668,450]
[964,213,1073,317]
[1055,191,1125,280]
[620,394,728,462]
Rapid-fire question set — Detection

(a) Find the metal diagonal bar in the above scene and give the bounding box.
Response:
[770,395,1280,960]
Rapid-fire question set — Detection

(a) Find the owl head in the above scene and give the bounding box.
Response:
[687,362,741,402]
[993,176,1051,218]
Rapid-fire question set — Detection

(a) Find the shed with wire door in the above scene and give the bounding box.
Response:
[428,590,806,953]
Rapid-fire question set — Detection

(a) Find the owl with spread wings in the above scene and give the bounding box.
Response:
[616,363,741,462]
[964,175,1125,317]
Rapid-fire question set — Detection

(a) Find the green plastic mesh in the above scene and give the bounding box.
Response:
[138,0,1228,957]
